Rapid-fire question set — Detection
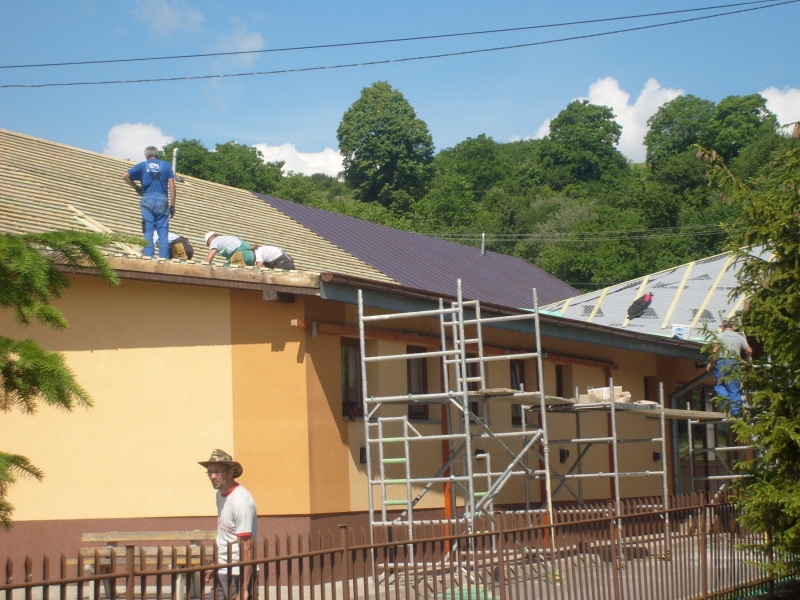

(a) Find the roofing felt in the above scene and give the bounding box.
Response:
[256,193,579,308]
[0,129,391,283]
[541,247,769,341]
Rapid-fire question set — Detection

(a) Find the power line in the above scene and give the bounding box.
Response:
[438,224,737,237]
[429,226,741,244]
[2,0,796,89]
[0,0,778,70]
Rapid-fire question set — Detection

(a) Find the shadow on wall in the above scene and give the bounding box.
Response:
[0,275,302,353]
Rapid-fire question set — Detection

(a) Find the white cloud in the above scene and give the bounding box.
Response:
[103,123,174,161]
[760,86,800,128]
[530,77,683,162]
[134,0,204,35]
[254,143,343,177]
[534,118,552,140]
[215,23,264,68]
[587,77,683,162]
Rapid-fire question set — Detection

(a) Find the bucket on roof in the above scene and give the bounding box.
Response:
[672,324,693,340]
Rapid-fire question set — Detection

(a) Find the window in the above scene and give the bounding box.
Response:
[407,346,429,420]
[341,338,363,420]
[555,364,565,399]
[510,360,525,426]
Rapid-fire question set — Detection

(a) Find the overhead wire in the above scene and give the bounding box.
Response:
[2,0,796,89]
[428,225,741,243]
[0,0,779,70]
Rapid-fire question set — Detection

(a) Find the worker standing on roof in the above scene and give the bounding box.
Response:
[123,146,176,259]
[250,243,295,270]
[204,232,255,266]
[707,319,753,416]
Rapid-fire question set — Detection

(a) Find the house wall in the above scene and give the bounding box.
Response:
[228,290,312,515]
[0,273,705,562]
[0,275,235,521]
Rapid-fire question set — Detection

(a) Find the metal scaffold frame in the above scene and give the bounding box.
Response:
[356,280,737,547]
[685,405,749,497]
[358,280,552,542]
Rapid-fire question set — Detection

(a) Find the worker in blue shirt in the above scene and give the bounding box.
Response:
[123,146,176,258]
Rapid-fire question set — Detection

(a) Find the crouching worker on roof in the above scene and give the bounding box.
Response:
[251,243,295,270]
[707,319,752,417]
[200,450,257,600]
[204,232,255,266]
[154,231,194,260]
[123,146,176,258]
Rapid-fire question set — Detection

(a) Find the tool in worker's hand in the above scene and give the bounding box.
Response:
[134,184,143,196]
[170,205,176,218]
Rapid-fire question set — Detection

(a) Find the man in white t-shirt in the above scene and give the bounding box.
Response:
[252,244,295,270]
[199,450,257,600]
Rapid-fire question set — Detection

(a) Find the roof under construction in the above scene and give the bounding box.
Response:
[540,247,768,341]
[0,129,577,308]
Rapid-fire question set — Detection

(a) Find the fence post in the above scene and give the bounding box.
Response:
[339,526,351,600]
[607,502,621,600]
[496,513,507,600]
[767,530,775,597]
[699,494,708,600]
[125,546,135,600]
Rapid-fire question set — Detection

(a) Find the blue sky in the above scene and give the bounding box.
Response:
[1,0,798,175]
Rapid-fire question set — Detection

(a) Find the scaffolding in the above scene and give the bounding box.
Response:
[357,280,735,544]
[685,405,749,497]
[358,280,553,542]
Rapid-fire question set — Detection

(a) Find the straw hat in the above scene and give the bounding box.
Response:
[199,449,243,478]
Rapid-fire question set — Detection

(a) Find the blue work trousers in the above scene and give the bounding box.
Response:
[141,195,170,258]
[714,358,743,416]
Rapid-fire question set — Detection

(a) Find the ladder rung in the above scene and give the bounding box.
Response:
[461,377,482,382]
[381,437,405,443]
[384,479,407,485]
[473,492,487,498]
[384,500,409,506]
[382,458,407,464]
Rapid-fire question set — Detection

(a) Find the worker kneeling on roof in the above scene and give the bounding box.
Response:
[204,232,255,267]
[250,243,295,270]
[123,146,176,259]
[154,231,194,260]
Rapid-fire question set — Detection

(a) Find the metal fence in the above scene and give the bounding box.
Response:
[2,493,785,600]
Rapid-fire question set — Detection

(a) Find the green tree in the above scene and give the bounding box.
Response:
[162,139,212,180]
[645,95,715,171]
[706,94,779,162]
[161,140,284,194]
[413,170,476,233]
[538,100,628,190]
[703,144,800,573]
[274,172,316,205]
[208,142,283,194]
[337,81,435,210]
[0,230,138,529]
[434,134,509,201]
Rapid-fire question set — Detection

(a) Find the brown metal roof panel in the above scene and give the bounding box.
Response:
[255,193,579,308]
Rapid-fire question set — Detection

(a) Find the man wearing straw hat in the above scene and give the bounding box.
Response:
[200,450,257,600]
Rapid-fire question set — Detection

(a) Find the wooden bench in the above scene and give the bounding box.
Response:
[75,531,216,600]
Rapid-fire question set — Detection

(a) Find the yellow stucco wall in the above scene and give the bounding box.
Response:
[0,275,234,520]
[228,290,312,516]
[1,271,701,523]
